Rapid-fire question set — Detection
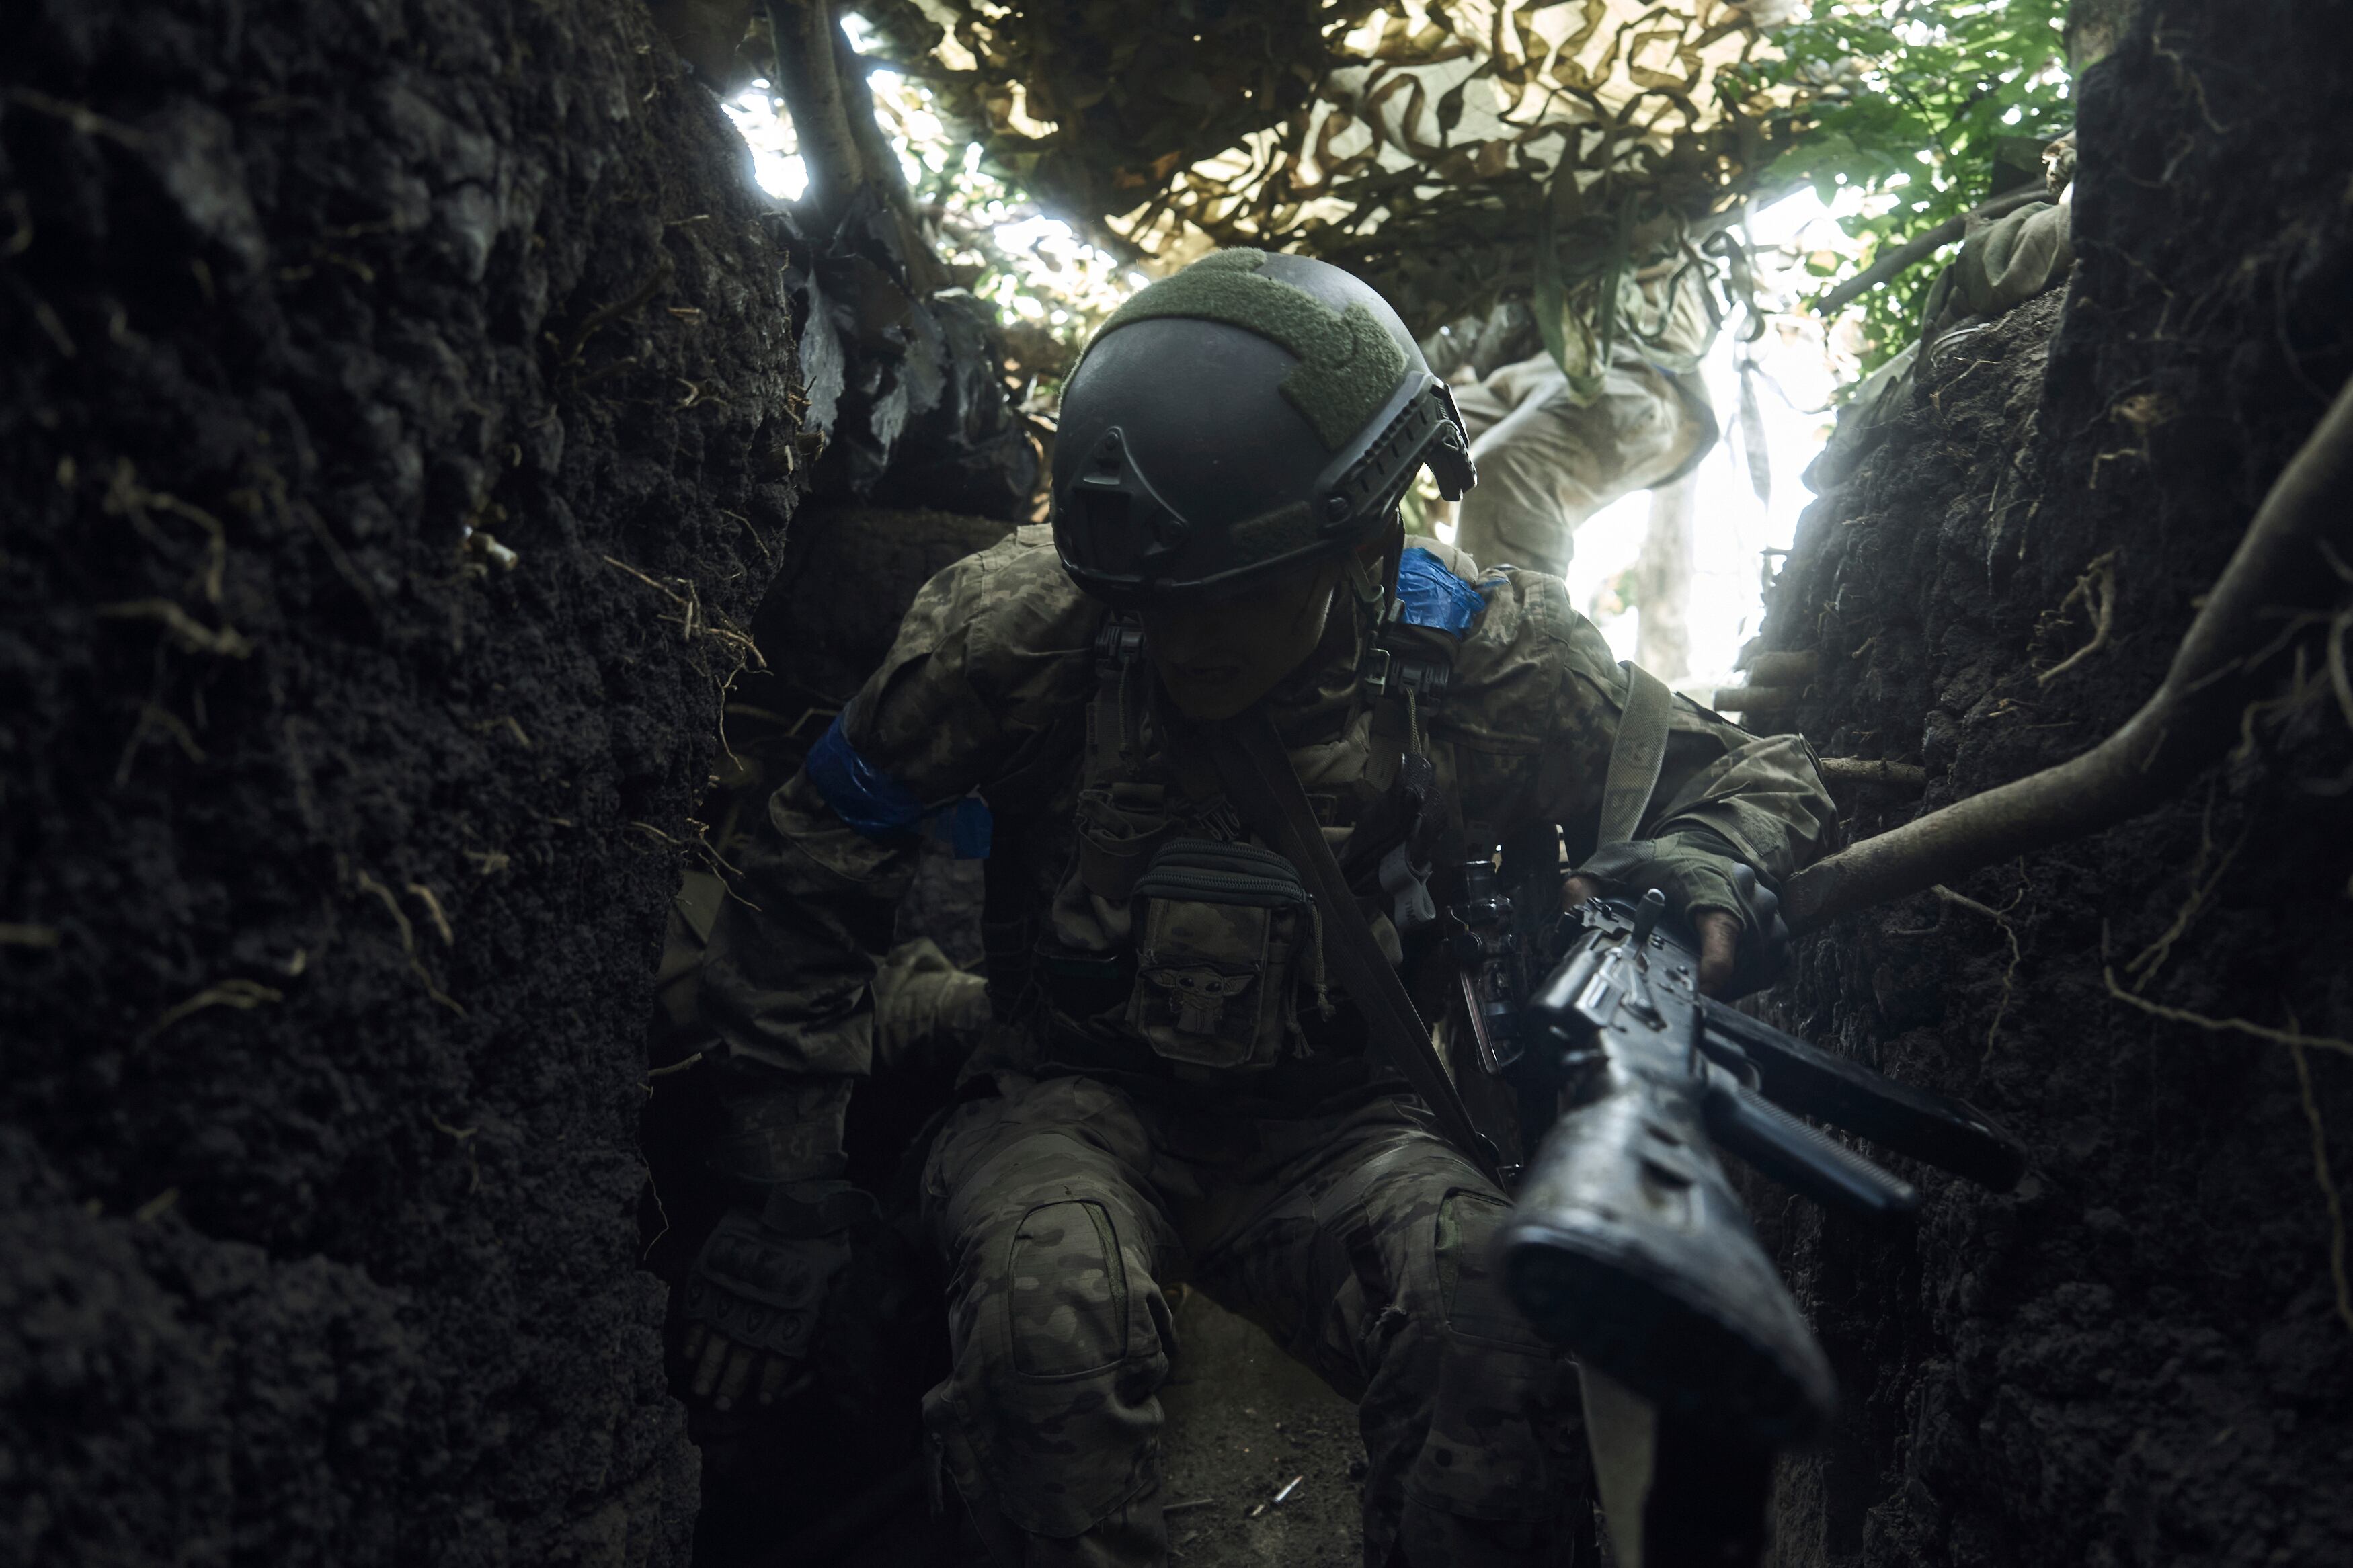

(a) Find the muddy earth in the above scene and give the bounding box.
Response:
[3,3,2351,1567]
[1751,7,2353,1564]
[1,1,804,1559]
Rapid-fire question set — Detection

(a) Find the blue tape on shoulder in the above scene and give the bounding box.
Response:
[807,716,925,838]
[806,715,992,858]
[1396,546,1486,637]
[942,795,994,859]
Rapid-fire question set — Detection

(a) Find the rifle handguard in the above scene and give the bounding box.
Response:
[1701,1071,1920,1221]
[1698,1001,2027,1191]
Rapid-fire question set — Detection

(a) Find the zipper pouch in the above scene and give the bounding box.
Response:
[1125,837,1317,1071]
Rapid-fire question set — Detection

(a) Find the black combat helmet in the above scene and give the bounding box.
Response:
[1052,249,1477,608]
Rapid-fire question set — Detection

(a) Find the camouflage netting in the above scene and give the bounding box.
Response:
[863,0,1818,391]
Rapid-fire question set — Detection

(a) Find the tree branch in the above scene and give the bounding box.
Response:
[766,0,865,224]
[831,22,947,294]
[1786,373,2353,932]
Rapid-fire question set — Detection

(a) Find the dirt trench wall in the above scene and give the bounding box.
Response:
[1754,4,2353,1565]
[0,1,801,1561]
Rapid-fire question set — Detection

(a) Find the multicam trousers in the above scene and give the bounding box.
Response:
[920,1072,1590,1567]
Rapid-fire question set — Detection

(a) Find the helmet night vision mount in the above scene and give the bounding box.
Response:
[1053,249,1477,610]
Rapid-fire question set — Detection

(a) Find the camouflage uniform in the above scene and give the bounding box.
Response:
[1449,346,1712,582]
[700,526,1834,1566]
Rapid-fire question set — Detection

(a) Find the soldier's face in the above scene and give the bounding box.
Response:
[1143,554,1349,721]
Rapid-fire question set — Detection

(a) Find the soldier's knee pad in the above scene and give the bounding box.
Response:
[926,1198,1172,1539]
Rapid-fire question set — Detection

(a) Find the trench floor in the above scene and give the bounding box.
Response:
[1159,1287,1364,1567]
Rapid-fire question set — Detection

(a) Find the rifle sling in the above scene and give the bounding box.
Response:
[1205,712,1503,1186]
[1597,661,1673,850]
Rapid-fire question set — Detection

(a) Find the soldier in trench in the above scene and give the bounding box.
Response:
[681,249,1834,1565]
[1422,299,1715,583]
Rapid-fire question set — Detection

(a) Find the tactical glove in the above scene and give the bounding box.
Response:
[1574,837,1790,998]
[681,1180,873,1409]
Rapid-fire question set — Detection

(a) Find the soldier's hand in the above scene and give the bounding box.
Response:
[680,1319,809,1411]
[1562,874,1745,998]
[1690,909,1740,997]
[680,1187,869,1413]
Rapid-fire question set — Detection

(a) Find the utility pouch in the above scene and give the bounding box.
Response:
[1075,781,1175,903]
[1126,837,1315,1071]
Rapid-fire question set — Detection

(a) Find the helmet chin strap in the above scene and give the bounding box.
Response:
[1342,522,1405,624]
[1331,528,1405,715]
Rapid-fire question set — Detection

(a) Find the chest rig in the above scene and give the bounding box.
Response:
[1027,566,1468,1075]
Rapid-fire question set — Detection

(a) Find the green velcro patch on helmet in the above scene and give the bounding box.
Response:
[1228,500,1316,559]
[1093,249,1408,450]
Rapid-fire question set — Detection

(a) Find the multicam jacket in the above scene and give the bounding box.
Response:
[697,526,1835,1186]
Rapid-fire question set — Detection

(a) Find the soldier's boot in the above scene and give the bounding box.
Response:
[921,1079,1180,1568]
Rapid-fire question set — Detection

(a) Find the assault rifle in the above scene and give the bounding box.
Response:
[1453,872,2027,1564]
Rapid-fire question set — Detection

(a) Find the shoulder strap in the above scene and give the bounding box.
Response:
[1596,661,1673,850]
[1204,712,1503,1185]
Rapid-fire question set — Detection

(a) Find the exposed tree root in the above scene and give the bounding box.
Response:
[2323,544,2353,730]
[1787,374,2353,931]
[2288,1041,2353,1336]
[2126,788,2248,989]
[104,460,229,605]
[639,1155,673,1260]
[560,255,674,366]
[3,86,147,148]
[2151,22,2232,136]
[2108,958,2353,1323]
[2037,550,2118,686]
[602,553,763,665]
[95,598,251,658]
[629,819,761,911]
[355,870,464,1014]
[469,715,534,749]
[1931,879,2024,1061]
[2331,606,2353,731]
[2230,645,2337,767]
[2102,964,2353,1061]
[721,506,771,562]
[114,702,207,786]
[645,1051,703,1083]
[407,883,456,948]
[430,1114,482,1194]
[143,977,283,1042]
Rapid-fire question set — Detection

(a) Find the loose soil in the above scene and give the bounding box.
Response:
[1159,1290,1366,1568]
[1751,7,2353,1564]
[0,2,804,1561]
[9,3,2352,1567]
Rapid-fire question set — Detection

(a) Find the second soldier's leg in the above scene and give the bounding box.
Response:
[1453,372,1588,581]
[1190,1107,1591,1568]
[921,1075,1184,1568]
[1453,354,1708,585]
